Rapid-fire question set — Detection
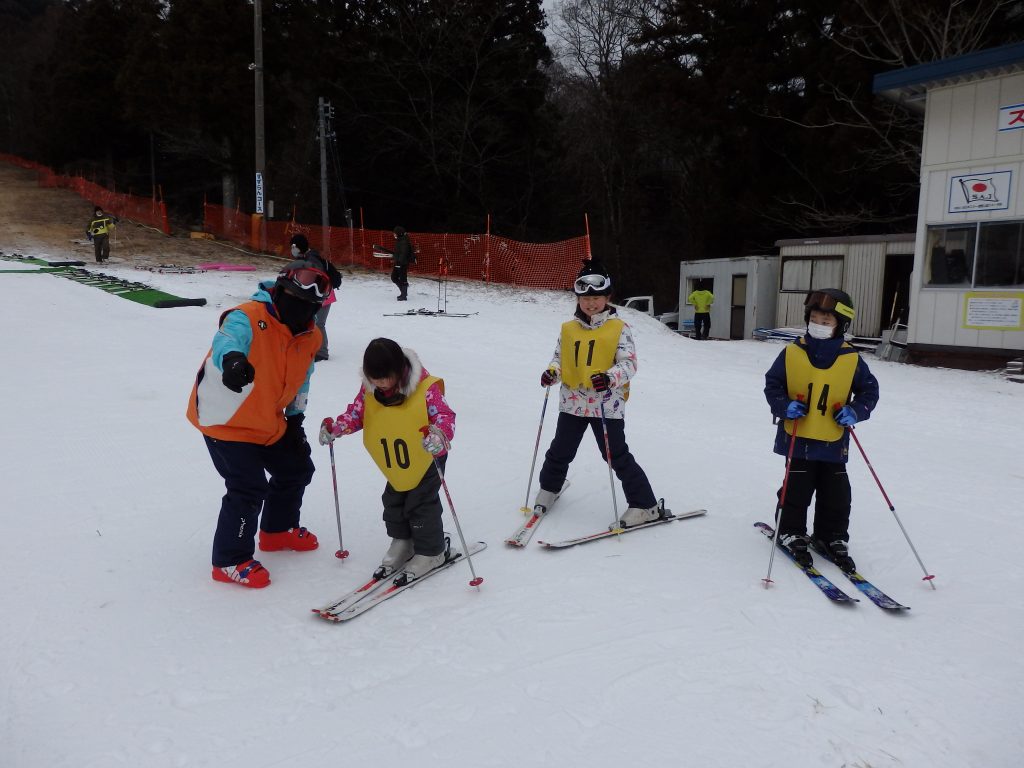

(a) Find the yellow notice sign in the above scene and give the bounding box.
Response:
[962,292,1024,330]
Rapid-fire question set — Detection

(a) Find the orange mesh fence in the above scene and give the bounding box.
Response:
[203,202,587,290]
[2,152,583,285]
[1,154,170,234]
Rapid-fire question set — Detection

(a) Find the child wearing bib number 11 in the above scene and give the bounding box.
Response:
[319,338,456,584]
[763,289,879,572]
[533,260,662,530]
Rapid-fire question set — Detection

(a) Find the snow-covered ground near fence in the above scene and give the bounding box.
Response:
[2,254,1022,768]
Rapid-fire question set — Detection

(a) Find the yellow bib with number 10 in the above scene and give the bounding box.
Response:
[363,376,443,491]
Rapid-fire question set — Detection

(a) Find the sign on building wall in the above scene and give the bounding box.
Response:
[998,103,1024,132]
[948,170,1012,213]
[962,292,1024,330]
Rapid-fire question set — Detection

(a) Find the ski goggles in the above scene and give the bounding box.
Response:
[574,273,612,295]
[805,291,855,320]
[279,266,331,299]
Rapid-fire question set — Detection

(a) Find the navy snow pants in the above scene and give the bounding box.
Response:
[205,435,315,567]
[539,412,657,510]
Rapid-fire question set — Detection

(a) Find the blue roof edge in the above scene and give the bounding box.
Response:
[873,41,1024,94]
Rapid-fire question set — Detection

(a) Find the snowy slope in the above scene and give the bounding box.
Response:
[1,256,1022,768]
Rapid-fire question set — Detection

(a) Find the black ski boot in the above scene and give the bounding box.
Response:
[780,533,813,568]
[818,538,856,573]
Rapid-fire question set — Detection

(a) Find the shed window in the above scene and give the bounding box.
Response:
[926,222,1024,288]
[780,256,843,292]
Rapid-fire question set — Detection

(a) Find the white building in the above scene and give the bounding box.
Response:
[677,256,778,340]
[875,42,1024,366]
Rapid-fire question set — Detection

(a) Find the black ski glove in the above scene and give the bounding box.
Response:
[590,372,611,392]
[326,262,343,290]
[281,414,311,457]
[222,352,255,392]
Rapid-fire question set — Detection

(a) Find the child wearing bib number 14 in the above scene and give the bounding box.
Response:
[533,259,662,530]
[763,289,880,572]
[319,338,456,584]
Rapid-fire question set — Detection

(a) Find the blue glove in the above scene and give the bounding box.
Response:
[834,405,858,427]
[785,400,807,419]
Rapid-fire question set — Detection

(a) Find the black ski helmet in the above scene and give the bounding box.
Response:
[804,288,855,336]
[573,259,612,296]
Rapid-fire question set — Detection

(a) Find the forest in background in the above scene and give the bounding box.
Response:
[1,0,1023,302]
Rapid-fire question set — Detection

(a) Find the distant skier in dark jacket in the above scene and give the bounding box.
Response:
[763,288,880,572]
[86,206,118,263]
[390,226,414,301]
[289,233,342,361]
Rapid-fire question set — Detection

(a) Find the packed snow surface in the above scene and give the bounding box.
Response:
[2,255,1021,768]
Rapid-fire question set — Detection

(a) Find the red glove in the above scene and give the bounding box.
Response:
[590,372,611,392]
[541,369,558,387]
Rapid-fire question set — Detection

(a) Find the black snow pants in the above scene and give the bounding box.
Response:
[381,455,447,556]
[775,457,852,543]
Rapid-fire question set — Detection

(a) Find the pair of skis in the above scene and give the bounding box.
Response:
[506,490,706,549]
[756,522,909,611]
[313,542,487,622]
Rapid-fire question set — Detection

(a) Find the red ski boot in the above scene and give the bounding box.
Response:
[258,526,320,552]
[212,559,271,588]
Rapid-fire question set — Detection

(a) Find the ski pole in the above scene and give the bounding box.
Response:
[426,449,483,589]
[763,394,803,588]
[327,442,350,560]
[598,398,621,531]
[837,406,936,588]
[521,386,551,514]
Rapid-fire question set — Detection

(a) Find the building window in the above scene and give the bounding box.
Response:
[976,222,1024,287]
[780,256,843,292]
[926,222,1024,287]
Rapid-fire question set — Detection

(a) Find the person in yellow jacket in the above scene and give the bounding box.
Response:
[187,261,330,589]
[687,282,714,339]
[532,260,662,529]
[319,338,457,585]
[86,206,119,263]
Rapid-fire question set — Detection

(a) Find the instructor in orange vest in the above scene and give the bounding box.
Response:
[187,261,331,589]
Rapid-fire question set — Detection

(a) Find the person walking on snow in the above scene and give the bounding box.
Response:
[86,206,118,263]
[532,259,662,529]
[319,338,456,584]
[687,282,714,340]
[763,288,880,572]
[289,233,342,361]
[186,261,332,588]
[390,226,414,301]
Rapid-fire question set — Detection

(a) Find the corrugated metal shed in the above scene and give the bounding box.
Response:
[775,234,915,337]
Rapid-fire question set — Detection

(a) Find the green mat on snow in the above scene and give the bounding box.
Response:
[0,253,206,308]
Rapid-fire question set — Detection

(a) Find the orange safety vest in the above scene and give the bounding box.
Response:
[186,301,322,445]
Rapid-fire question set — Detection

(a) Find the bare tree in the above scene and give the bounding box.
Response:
[547,0,658,271]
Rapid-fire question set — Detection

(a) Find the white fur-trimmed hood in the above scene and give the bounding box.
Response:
[359,346,424,395]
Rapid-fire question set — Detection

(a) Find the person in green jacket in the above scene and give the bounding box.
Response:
[86,206,118,263]
[687,282,714,340]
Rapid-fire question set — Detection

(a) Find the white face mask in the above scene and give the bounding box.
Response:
[807,321,836,340]
[290,244,301,258]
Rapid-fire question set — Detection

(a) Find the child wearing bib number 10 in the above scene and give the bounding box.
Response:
[533,259,662,530]
[319,338,456,584]
[763,289,879,572]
